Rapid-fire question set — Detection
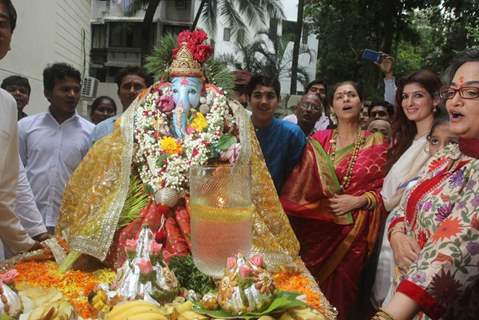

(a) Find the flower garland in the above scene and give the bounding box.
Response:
[133,84,239,195]
[13,261,115,319]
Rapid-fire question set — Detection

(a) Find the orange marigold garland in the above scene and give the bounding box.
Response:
[14,261,115,319]
[273,270,323,311]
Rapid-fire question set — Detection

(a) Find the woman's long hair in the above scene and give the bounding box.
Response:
[385,70,442,172]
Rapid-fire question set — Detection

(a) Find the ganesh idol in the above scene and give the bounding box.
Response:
[55,30,302,273]
[52,30,337,318]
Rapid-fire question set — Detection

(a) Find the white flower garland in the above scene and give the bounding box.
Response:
[133,85,237,195]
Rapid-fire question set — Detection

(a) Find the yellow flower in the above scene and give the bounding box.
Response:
[191,112,208,132]
[160,136,182,154]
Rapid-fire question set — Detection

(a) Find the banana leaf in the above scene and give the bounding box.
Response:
[193,291,306,319]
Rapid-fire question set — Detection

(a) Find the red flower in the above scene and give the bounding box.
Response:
[193,44,213,63]
[192,148,199,157]
[158,95,175,112]
[431,217,463,242]
[175,29,211,63]
[177,31,191,44]
[172,47,179,58]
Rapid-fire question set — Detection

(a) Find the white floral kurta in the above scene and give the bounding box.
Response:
[388,143,479,320]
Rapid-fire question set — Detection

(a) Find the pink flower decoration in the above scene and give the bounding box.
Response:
[0,269,19,284]
[226,257,236,269]
[250,255,264,267]
[150,241,163,256]
[219,143,241,164]
[239,265,252,278]
[138,259,153,274]
[158,95,175,113]
[125,239,137,253]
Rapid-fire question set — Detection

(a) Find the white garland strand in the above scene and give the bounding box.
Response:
[133,85,237,195]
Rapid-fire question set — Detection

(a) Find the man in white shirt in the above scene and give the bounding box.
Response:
[18,63,95,232]
[0,0,40,259]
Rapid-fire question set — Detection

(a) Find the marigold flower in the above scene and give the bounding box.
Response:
[160,136,182,155]
[191,112,208,132]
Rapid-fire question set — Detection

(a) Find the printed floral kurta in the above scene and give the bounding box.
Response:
[388,143,479,320]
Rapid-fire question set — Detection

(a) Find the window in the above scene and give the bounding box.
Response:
[282,20,296,43]
[91,24,107,49]
[223,28,231,41]
[269,17,278,37]
[175,0,187,9]
[163,24,188,38]
[109,22,142,47]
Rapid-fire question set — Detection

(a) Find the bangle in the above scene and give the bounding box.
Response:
[371,308,395,320]
[388,223,406,241]
[363,192,376,210]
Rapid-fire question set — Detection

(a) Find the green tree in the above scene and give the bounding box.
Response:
[128,0,284,62]
[219,30,312,88]
[305,0,479,99]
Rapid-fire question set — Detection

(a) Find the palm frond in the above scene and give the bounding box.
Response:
[201,0,218,36]
[204,59,235,97]
[219,0,248,37]
[145,33,177,81]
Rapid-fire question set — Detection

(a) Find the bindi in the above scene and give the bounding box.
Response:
[458,76,464,85]
[180,77,189,85]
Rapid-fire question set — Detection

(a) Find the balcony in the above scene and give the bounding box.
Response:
[105,47,142,67]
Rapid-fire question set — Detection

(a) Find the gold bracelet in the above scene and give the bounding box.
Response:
[371,308,395,320]
[363,192,376,210]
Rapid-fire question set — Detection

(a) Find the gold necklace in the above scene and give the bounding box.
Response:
[329,129,365,192]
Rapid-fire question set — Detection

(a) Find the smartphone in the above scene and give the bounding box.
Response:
[361,49,383,63]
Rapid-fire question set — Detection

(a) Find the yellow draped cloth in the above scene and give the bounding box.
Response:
[55,89,336,319]
[56,89,299,263]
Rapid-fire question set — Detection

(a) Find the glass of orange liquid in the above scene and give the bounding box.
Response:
[189,165,253,278]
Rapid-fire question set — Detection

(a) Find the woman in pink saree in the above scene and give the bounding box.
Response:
[281,81,388,319]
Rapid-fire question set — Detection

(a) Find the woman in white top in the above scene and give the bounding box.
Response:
[372,69,442,306]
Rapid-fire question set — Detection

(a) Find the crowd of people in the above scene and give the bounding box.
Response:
[1,1,478,319]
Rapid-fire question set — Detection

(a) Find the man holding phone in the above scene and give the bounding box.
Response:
[361,49,397,107]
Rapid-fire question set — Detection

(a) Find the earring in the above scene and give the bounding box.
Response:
[330,113,337,125]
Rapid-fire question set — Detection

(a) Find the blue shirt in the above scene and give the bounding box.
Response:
[90,115,119,143]
[255,118,306,193]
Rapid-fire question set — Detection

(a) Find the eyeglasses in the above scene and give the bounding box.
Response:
[439,86,479,100]
[300,103,322,111]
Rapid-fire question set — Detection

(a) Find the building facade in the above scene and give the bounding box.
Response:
[1,0,92,115]
[90,0,197,82]
[89,0,318,98]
